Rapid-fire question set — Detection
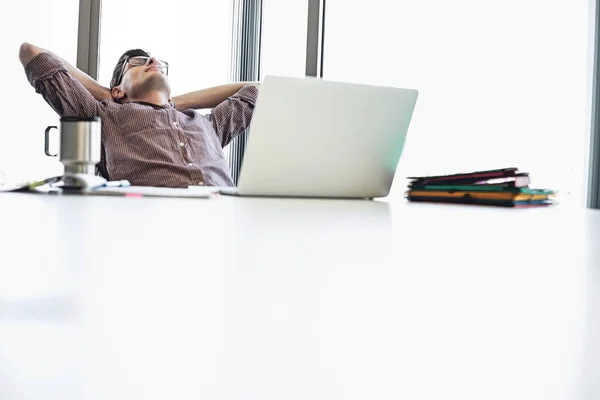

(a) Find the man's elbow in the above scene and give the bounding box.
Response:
[19,42,41,67]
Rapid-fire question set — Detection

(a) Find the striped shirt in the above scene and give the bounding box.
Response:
[26,52,258,188]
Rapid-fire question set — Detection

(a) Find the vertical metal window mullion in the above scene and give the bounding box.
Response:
[589,0,600,209]
[306,0,326,78]
[77,0,102,79]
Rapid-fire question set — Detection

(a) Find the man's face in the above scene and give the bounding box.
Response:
[118,56,171,98]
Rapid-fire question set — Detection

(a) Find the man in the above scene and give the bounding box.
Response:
[19,43,259,188]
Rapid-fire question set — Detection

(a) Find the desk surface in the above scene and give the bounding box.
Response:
[0,193,599,400]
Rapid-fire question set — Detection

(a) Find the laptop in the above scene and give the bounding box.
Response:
[219,75,418,199]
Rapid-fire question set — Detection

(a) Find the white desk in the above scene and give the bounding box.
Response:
[0,193,599,400]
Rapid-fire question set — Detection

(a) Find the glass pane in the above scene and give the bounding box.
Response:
[1,0,79,183]
[324,0,590,205]
[98,0,233,105]
[260,0,309,79]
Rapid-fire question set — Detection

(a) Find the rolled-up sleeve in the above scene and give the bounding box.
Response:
[208,85,259,147]
[25,52,102,118]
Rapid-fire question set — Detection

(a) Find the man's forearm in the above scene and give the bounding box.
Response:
[172,82,260,111]
[19,42,112,102]
[59,56,112,101]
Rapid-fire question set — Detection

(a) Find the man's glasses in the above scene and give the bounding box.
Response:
[116,56,169,86]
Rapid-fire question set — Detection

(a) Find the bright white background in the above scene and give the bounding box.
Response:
[323,0,591,204]
[260,0,309,79]
[0,0,79,183]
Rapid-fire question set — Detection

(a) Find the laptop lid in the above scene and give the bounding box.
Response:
[237,75,418,198]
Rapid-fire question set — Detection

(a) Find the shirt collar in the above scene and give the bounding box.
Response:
[130,100,175,109]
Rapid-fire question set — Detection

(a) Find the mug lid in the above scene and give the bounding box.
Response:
[60,116,100,122]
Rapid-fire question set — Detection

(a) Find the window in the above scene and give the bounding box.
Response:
[1,0,79,183]
[260,0,309,79]
[323,0,590,204]
[98,0,234,103]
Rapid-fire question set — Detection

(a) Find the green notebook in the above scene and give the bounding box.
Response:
[408,185,554,195]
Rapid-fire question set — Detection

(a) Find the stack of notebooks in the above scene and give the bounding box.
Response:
[405,167,555,207]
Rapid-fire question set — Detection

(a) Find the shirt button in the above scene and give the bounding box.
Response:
[198,181,204,186]
[188,162,193,166]
[179,142,185,147]
[173,122,178,126]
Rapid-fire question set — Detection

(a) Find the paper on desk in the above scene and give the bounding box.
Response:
[90,185,219,198]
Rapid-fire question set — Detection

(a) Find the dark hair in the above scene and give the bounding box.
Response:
[110,48,151,88]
